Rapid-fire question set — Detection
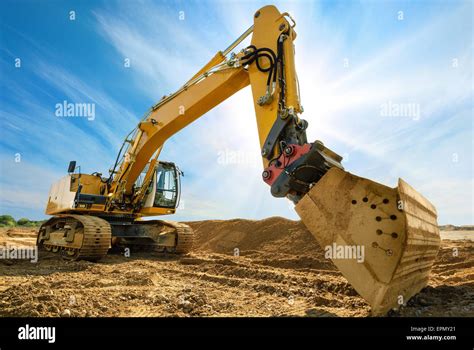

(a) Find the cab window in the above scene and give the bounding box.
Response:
[153,163,178,208]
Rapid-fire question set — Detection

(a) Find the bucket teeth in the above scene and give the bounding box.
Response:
[295,167,440,315]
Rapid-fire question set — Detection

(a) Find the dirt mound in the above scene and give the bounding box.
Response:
[186,217,335,271]
[187,217,323,256]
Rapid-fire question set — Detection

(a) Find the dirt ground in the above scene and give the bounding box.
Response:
[0,217,472,317]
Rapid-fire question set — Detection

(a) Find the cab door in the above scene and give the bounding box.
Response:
[140,161,181,216]
[153,162,180,208]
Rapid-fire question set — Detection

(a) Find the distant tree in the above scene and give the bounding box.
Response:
[0,215,46,228]
[25,221,40,227]
[0,215,16,227]
[17,218,31,226]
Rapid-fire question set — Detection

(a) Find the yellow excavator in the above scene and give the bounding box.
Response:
[37,5,440,315]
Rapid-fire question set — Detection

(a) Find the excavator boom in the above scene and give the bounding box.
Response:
[107,6,338,213]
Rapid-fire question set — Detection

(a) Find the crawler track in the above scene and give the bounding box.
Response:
[38,216,194,260]
[38,215,111,261]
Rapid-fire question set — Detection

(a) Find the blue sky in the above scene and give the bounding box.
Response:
[0,0,472,225]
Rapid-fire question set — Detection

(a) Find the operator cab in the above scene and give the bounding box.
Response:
[141,161,182,211]
[154,162,180,208]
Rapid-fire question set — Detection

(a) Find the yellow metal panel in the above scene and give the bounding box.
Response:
[139,207,176,216]
[282,34,301,113]
[70,174,104,195]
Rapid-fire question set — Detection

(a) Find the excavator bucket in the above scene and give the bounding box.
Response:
[295,167,440,315]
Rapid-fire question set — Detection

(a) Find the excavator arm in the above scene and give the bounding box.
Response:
[108,5,343,213]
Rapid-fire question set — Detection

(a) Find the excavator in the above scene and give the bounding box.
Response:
[36,5,441,315]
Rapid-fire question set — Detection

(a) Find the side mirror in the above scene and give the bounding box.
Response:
[68,161,76,173]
